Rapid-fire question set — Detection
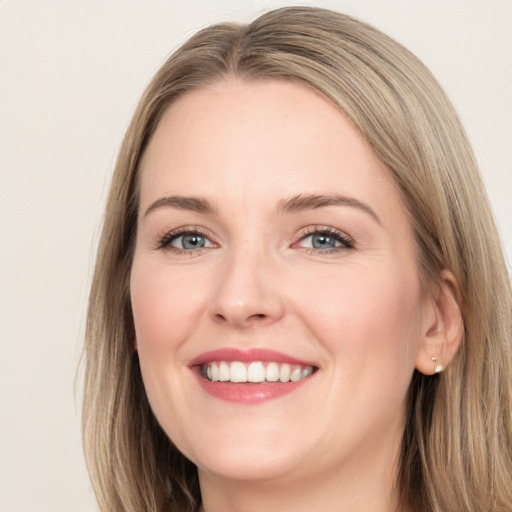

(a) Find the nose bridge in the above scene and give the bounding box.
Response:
[210,237,284,328]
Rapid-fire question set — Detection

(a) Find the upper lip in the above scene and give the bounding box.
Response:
[189,348,317,367]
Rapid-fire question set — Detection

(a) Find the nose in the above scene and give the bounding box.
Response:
[209,246,285,329]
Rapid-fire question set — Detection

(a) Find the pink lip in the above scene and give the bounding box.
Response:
[189,348,318,404]
[189,348,314,367]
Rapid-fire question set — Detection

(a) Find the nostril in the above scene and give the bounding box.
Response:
[213,311,268,325]
[247,313,268,322]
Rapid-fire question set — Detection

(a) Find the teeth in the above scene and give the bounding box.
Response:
[247,362,266,382]
[290,367,302,382]
[265,362,280,382]
[301,366,313,379]
[230,361,247,382]
[279,364,291,382]
[202,361,315,383]
[211,362,219,382]
[218,361,230,381]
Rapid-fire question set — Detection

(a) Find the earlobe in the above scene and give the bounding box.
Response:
[415,270,463,375]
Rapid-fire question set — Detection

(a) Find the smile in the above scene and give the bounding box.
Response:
[190,348,318,403]
[202,361,315,383]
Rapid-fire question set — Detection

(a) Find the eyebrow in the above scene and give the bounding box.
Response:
[277,193,381,224]
[144,195,217,218]
[143,193,380,224]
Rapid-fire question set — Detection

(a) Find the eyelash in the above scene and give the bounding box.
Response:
[155,227,214,254]
[155,226,355,255]
[296,226,355,254]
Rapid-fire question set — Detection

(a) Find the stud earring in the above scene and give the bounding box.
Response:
[432,357,443,374]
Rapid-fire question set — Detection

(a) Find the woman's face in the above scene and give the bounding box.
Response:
[131,79,430,484]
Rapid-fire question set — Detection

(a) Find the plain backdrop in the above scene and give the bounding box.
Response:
[0,1,510,511]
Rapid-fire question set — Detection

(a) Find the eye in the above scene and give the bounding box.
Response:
[296,227,354,252]
[171,233,208,250]
[157,230,215,252]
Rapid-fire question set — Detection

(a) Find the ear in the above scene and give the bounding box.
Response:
[415,270,463,375]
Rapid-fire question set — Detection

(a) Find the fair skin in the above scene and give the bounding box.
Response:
[130,79,462,512]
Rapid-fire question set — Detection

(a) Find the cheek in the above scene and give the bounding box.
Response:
[291,262,423,367]
[129,260,206,445]
[130,260,207,354]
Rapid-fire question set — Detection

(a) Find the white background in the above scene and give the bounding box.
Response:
[0,1,510,511]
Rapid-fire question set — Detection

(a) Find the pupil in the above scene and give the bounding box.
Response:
[312,234,335,249]
[183,234,205,249]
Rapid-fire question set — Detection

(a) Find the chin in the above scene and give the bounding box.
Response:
[194,449,301,483]
[174,424,309,483]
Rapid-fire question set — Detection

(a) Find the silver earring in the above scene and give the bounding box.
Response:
[432,357,443,374]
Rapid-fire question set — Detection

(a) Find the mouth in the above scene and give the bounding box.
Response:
[201,361,315,383]
[190,349,319,404]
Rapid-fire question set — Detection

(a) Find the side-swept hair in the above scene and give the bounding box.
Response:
[83,7,512,511]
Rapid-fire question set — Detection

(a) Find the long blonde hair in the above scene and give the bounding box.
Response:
[83,7,512,511]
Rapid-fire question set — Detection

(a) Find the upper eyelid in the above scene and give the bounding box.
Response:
[297,225,354,242]
[159,225,214,238]
[155,226,216,250]
[300,225,347,235]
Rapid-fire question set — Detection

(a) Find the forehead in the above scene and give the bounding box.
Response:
[138,79,405,224]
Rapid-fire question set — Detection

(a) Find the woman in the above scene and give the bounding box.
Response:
[83,6,512,512]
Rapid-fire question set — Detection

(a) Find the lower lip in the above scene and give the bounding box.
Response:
[193,371,312,404]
